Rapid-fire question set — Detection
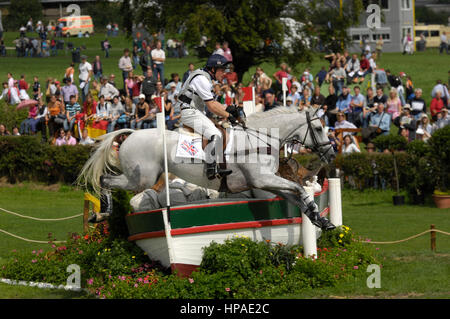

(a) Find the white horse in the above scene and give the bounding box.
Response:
[78,107,336,230]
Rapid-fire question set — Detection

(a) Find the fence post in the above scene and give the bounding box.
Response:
[83,199,90,233]
[430,224,436,252]
[302,186,317,259]
[328,178,343,227]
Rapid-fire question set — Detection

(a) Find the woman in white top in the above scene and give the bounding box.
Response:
[342,134,360,154]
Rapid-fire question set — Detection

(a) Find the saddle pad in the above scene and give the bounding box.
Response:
[176,134,205,160]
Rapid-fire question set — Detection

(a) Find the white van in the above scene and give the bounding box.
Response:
[57,15,94,37]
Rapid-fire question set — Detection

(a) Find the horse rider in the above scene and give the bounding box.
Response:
[176,54,238,180]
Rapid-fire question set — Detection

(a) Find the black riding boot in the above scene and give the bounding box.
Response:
[205,135,232,180]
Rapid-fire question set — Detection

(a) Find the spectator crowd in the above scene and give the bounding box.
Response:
[0,37,449,152]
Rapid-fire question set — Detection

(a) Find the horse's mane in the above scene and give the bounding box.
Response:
[247,106,301,120]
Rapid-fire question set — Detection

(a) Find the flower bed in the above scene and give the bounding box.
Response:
[0,222,378,299]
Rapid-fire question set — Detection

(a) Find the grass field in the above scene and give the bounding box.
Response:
[0,184,448,299]
[0,32,448,107]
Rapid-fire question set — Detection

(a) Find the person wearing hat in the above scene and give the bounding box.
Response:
[79,54,93,103]
[433,108,449,132]
[286,95,293,107]
[394,104,415,141]
[175,54,236,179]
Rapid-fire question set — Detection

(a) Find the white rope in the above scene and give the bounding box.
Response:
[361,229,450,244]
[0,207,82,221]
[0,228,66,244]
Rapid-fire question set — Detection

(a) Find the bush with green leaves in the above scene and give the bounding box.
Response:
[426,125,450,192]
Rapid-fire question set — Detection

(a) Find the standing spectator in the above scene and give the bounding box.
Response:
[224,65,238,88]
[439,31,449,55]
[139,45,153,75]
[132,45,140,69]
[430,91,445,121]
[79,55,93,103]
[106,23,112,37]
[385,88,402,120]
[324,85,338,127]
[61,78,78,106]
[315,66,328,88]
[32,76,41,101]
[118,49,133,90]
[252,67,272,93]
[93,55,103,81]
[408,88,426,121]
[64,95,81,133]
[65,62,75,82]
[222,41,232,62]
[99,76,119,102]
[273,63,290,94]
[431,80,449,108]
[182,63,195,84]
[405,75,414,101]
[125,71,136,98]
[151,40,166,83]
[140,69,157,102]
[376,36,383,59]
[18,74,28,91]
[402,32,413,55]
[7,73,14,89]
[102,38,111,58]
[107,95,125,133]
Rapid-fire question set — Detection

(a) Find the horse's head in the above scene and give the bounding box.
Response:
[293,108,335,165]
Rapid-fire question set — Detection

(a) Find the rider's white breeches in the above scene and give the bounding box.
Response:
[180,108,221,140]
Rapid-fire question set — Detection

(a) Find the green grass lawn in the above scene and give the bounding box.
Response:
[0,184,449,298]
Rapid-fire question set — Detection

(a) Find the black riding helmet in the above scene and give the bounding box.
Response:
[205,54,231,80]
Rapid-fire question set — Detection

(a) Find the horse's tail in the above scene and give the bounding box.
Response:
[77,129,135,196]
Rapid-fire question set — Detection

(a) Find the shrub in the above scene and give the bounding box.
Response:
[372,134,408,151]
[427,126,450,192]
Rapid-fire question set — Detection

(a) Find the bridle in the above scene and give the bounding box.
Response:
[237,109,335,163]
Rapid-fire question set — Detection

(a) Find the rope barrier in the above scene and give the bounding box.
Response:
[0,207,82,221]
[0,228,66,244]
[361,228,450,245]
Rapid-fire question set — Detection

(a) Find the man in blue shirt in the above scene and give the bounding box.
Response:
[350,86,365,126]
[336,86,352,118]
[369,102,391,137]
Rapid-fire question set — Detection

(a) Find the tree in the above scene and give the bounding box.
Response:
[133,0,364,81]
[4,0,43,31]
[86,0,122,31]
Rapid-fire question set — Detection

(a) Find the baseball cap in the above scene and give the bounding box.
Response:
[286,96,293,102]
[139,94,145,99]
[403,104,411,110]
[416,128,424,135]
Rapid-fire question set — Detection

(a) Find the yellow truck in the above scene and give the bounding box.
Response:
[415,24,450,48]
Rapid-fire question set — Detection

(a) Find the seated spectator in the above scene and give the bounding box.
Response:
[224,65,238,88]
[79,128,95,145]
[342,134,360,154]
[329,61,346,95]
[400,126,411,142]
[145,99,159,128]
[11,126,20,136]
[8,81,21,105]
[327,128,341,153]
[28,99,48,142]
[393,104,416,141]
[431,79,449,108]
[64,95,81,133]
[0,82,9,103]
[415,128,425,141]
[20,102,38,135]
[432,108,449,132]
[83,94,98,125]
[350,86,365,126]
[125,71,136,98]
[107,95,125,133]
[65,130,77,145]
[100,76,119,102]
[47,95,65,138]
[93,95,110,130]
[335,111,357,138]
[0,124,10,136]
[373,86,387,105]
[263,90,280,112]
[288,84,301,107]
[369,102,391,137]
[430,91,445,121]
[417,114,432,142]
[385,88,402,120]
[325,85,338,127]
[336,86,352,118]
[311,86,325,108]
[299,87,312,110]
[131,94,149,129]
[345,54,360,85]
[55,128,67,146]
[32,76,41,101]
[272,63,290,93]
[286,96,294,107]
[407,88,427,121]
[89,79,101,102]
[122,96,136,128]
